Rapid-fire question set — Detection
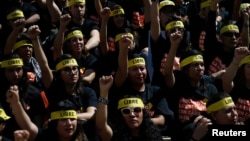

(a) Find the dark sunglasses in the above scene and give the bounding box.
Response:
[222,32,240,38]
[169,28,184,34]
[121,107,142,115]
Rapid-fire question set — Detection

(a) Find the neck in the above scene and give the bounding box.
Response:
[65,83,76,94]
[132,83,145,92]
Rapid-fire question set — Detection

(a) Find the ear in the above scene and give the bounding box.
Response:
[217,34,223,43]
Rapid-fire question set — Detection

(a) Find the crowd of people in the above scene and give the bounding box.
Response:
[0,0,249,141]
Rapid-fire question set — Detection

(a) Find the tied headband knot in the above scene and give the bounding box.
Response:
[206,97,235,114]
[55,58,78,71]
[50,110,77,120]
[165,21,184,31]
[1,58,23,68]
[117,98,144,109]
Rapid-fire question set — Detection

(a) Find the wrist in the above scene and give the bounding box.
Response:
[98,96,109,105]
[30,36,39,41]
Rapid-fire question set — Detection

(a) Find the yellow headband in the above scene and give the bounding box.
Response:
[180,55,203,68]
[115,33,134,42]
[109,8,125,17]
[13,40,33,51]
[55,58,78,71]
[117,98,144,109]
[200,0,211,9]
[240,3,250,11]
[165,20,184,31]
[159,0,175,11]
[68,0,85,7]
[64,30,84,42]
[220,24,239,35]
[0,108,11,121]
[239,55,250,67]
[206,97,235,114]
[50,110,77,120]
[1,58,23,68]
[128,57,145,68]
[7,10,24,20]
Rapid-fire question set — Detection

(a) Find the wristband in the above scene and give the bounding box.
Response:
[98,96,109,105]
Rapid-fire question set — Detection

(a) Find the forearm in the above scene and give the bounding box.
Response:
[85,30,100,51]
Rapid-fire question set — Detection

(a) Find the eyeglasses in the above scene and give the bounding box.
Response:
[222,32,240,38]
[121,107,142,115]
[61,67,78,75]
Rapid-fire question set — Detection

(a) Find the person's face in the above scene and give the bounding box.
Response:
[69,36,84,54]
[128,65,147,85]
[160,7,175,27]
[112,15,125,28]
[213,105,238,125]
[167,27,184,36]
[188,61,205,81]
[16,45,33,62]
[57,118,77,139]
[0,122,6,132]
[220,31,240,49]
[69,3,86,20]
[121,107,143,129]
[60,66,79,85]
[4,66,23,85]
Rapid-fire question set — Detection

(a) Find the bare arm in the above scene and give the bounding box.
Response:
[46,0,62,24]
[53,14,71,61]
[28,25,53,89]
[222,47,249,93]
[114,35,133,87]
[150,0,161,42]
[85,29,100,51]
[96,75,114,141]
[99,7,110,55]
[6,85,39,141]
[143,0,152,24]
[4,18,26,55]
[163,31,183,88]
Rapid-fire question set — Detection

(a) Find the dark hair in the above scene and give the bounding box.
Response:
[63,27,83,54]
[111,95,163,141]
[53,54,83,97]
[0,54,28,95]
[46,100,88,141]
[206,92,231,108]
[179,48,203,71]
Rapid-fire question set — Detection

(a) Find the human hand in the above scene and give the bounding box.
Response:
[100,7,111,22]
[60,13,71,31]
[192,115,212,140]
[99,75,113,97]
[6,85,19,105]
[14,130,30,141]
[28,25,41,40]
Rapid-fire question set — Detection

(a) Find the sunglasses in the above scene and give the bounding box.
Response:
[61,66,78,75]
[169,28,184,34]
[222,32,240,38]
[121,107,142,115]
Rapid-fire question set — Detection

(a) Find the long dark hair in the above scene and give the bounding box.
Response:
[111,95,163,141]
[53,54,84,97]
[45,100,88,141]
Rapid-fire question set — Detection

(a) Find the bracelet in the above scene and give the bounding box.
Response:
[98,96,109,105]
